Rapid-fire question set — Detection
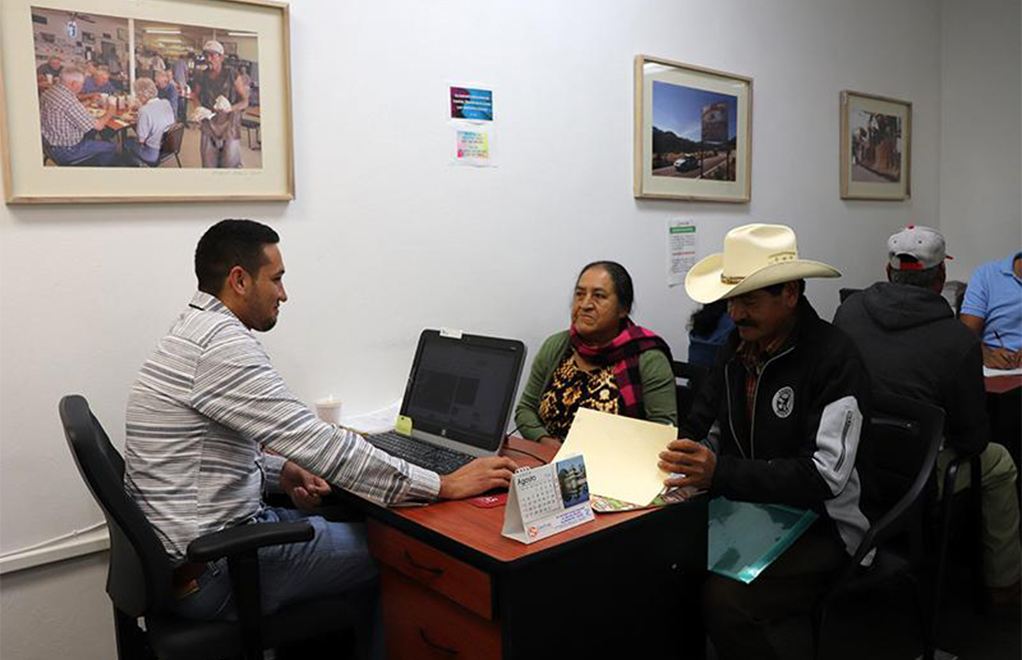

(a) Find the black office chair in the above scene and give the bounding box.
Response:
[155,123,186,167]
[241,115,261,150]
[838,287,863,303]
[671,360,709,422]
[813,392,945,660]
[59,394,358,660]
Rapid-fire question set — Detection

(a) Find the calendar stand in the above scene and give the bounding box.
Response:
[502,454,595,544]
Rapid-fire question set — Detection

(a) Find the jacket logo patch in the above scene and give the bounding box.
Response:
[772,387,794,418]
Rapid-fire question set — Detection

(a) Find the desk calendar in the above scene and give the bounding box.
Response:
[501,454,595,544]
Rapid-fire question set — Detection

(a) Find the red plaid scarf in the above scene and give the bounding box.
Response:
[569,319,673,418]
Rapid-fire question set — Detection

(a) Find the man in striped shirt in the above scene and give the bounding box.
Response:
[124,219,516,654]
[39,67,118,166]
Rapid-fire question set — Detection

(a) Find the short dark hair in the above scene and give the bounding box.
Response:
[889,256,943,288]
[763,279,806,297]
[195,219,279,295]
[577,260,634,314]
[689,299,728,337]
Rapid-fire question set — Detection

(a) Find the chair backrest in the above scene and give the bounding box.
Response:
[59,395,174,617]
[160,122,186,156]
[849,391,944,567]
[839,287,863,303]
[672,360,709,422]
[941,280,967,317]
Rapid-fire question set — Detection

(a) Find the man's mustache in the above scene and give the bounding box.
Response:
[735,320,758,328]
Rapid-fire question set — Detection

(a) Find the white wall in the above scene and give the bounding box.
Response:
[0,554,115,660]
[938,0,1022,280]
[0,1,957,658]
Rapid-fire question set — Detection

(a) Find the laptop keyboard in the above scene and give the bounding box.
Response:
[366,431,475,475]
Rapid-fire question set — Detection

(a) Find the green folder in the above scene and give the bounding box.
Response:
[707,497,818,583]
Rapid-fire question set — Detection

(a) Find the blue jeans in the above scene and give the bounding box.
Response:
[171,507,383,659]
[49,137,118,166]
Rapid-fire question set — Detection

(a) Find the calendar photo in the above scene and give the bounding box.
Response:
[556,455,589,508]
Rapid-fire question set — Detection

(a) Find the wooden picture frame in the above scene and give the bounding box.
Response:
[1,0,294,204]
[634,54,752,203]
[840,90,911,200]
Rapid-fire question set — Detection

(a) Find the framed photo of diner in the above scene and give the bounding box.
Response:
[840,90,911,200]
[634,54,752,203]
[0,0,294,204]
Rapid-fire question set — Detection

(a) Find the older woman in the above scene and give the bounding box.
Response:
[126,77,176,166]
[515,261,677,445]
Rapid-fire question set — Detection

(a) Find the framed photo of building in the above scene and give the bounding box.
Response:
[0,0,294,204]
[840,90,911,200]
[634,55,752,203]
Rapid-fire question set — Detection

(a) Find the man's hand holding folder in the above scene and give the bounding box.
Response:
[659,439,716,490]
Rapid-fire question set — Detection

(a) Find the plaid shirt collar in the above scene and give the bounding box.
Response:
[736,323,795,377]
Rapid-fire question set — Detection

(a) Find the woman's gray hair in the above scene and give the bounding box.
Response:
[133,77,158,103]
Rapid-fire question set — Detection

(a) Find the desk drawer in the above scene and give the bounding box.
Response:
[381,567,501,660]
[367,519,492,619]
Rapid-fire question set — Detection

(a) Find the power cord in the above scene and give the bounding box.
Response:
[502,424,549,464]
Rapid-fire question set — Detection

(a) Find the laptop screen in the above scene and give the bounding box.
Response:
[401,330,526,453]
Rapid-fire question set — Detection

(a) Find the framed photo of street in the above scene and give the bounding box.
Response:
[0,0,294,204]
[634,55,752,203]
[840,90,911,200]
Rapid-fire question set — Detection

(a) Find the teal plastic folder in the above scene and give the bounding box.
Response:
[707,497,818,584]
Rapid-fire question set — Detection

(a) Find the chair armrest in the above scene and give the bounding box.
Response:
[186,521,313,563]
[941,447,983,499]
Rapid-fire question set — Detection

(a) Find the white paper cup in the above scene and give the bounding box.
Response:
[314,398,342,425]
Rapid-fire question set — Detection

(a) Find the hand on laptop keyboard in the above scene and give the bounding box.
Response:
[438,456,518,500]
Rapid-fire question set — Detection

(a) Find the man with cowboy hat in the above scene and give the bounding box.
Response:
[659,223,871,659]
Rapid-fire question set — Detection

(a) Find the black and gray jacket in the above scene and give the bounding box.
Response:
[680,297,872,556]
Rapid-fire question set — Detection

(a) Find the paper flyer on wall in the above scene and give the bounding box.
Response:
[667,219,697,287]
[502,454,595,544]
[449,83,497,167]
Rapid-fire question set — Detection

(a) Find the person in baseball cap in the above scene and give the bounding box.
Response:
[662,223,871,659]
[202,39,225,56]
[835,225,1021,604]
[887,224,952,272]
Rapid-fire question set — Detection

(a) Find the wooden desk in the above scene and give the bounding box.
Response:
[340,438,708,659]
[985,373,1022,394]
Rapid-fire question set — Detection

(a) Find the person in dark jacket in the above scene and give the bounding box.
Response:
[660,223,872,660]
[834,225,1020,604]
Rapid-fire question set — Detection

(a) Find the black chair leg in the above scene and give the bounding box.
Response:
[969,455,988,613]
[811,603,827,660]
[227,551,265,660]
[907,573,935,660]
[113,607,154,660]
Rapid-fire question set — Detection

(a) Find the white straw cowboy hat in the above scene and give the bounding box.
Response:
[685,223,840,304]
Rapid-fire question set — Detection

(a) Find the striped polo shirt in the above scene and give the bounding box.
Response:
[124,291,440,562]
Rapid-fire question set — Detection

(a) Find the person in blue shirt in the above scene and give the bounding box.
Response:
[960,252,1022,368]
[80,66,117,98]
[687,299,735,369]
[155,70,179,112]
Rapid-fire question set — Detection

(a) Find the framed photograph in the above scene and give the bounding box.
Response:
[0,0,294,204]
[634,54,752,203]
[840,90,911,200]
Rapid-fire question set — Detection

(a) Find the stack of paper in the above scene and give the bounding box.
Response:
[338,400,402,435]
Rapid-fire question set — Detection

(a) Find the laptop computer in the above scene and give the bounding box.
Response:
[366,329,527,475]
